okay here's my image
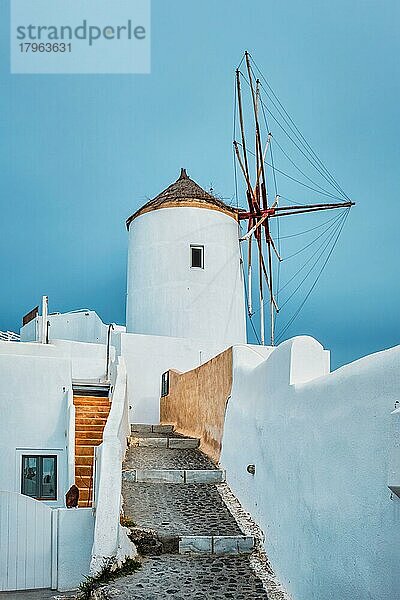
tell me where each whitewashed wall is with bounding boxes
[116,331,223,423]
[57,508,94,591]
[0,338,114,501]
[0,491,54,592]
[126,207,246,348]
[91,358,136,574]
[0,342,112,591]
[220,337,400,600]
[0,353,71,507]
[53,340,110,381]
[20,310,110,344]
[0,339,109,382]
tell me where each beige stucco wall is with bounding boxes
[160,347,233,463]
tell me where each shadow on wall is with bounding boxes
[161,335,400,599]
[160,347,233,463]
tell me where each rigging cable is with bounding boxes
[239,239,261,344]
[275,208,350,343]
[279,195,313,206]
[278,210,348,305]
[235,142,343,201]
[250,209,347,317]
[259,95,347,199]
[270,135,343,200]
[261,77,343,195]
[248,53,351,201]
[236,54,246,70]
[283,209,346,261]
[238,66,348,199]
[259,94,281,306]
[277,210,346,239]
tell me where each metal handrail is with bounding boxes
[105,323,115,382]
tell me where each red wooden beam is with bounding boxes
[238,200,354,220]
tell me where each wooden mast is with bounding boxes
[236,68,254,318]
[233,51,355,346]
[245,50,277,345]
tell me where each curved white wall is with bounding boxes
[220,338,400,600]
[126,207,246,349]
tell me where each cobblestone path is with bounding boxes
[96,424,269,599]
[124,446,216,470]
[94,555,268,599]
[123,483,243,537]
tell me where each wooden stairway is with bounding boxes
[73,395,111,507]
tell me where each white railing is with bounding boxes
[0,331,20,342]
[90,357,136,573]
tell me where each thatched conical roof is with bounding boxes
[126,169,238,229]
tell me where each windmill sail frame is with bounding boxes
[233,51,354,346]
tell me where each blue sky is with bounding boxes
[0,0,398,369]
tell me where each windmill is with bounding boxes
[233,51,354,346]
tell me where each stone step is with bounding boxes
[73,397,106,510]
[75,406,110,415]
[74,409,110,416]
[76,441,103,448]
[124,446,216,471]
[122,482,244,540]
[76,430,104,439]
[75,439,103,446]
[75,455,94,466]
[76,465,93,477]
[130,436,199,449]
[78,487,92,501]
[75,424,105,431]
[75,445,95,456]
[131,423,174,434]
[73,395,110,403]
[91,554,268,598]
[123,468,225,484]
[74,399,111,410]
[74,400,110,410]
[179,534,254,555]
[76,417,108,426]
[75,402,109,408]
[128,529,253,556]
[76,475,92,487]
[131,431,182,439]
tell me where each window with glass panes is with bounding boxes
[21,455,57,500]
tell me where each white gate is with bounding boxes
[0,491,57,591]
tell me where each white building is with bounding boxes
[126,168,246,349]
[0,169,398,598]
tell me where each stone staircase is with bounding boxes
[73,395,111,507]
[101,423,269,599]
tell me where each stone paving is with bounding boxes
[124,447,216,470]
[93,555,268,600]
[97,425,270,599]
[131,431,185,439]
[122,482,242,537]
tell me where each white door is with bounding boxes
[0,491,56,591]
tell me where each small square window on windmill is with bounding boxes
[191,245,204,269]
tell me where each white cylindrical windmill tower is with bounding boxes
[125,169,247,350]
